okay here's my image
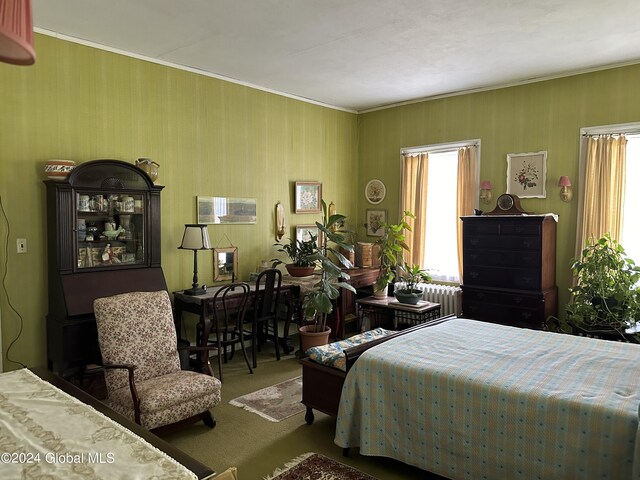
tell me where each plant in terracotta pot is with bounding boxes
[299,201,355,350]
[372,211,414,297]
[565,234,640,336]
[394,262,432,305]
[271,236,318,277]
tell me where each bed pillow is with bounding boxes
[306,327,394,371]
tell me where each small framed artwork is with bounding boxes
[197,196,257,224]
[506,151,547,198]
[366,209,387,236]
[296,224,323,247]
[365,179,386,204]
[295,182,322,213]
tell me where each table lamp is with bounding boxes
[178,224,211,295]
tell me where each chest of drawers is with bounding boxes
[461,215,557,329]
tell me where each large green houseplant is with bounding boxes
[300,201,355,344]
[566,234,640,334]
[373,210,414,296]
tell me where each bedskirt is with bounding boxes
[335,318,640,479]
[0,369,197,479]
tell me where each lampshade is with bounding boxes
[178,224,212,250]
[558,176,572,187]
[0,0,36,65]
[480,180,492,190]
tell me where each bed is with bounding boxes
[0,367,214,479]
[334,317,640,480]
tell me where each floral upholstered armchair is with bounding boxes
[93,290,221,431]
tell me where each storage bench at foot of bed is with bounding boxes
[300,357,346,424]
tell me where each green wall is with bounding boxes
[357,64,640,316]
[1,32,639,370]
[0,34,358,369]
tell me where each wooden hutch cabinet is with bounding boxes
[461,215,557,329]
[45,159,167,377]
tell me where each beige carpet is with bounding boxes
[264,452,378,480]
[229,375,304,422]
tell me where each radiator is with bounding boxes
[395,283,462,317]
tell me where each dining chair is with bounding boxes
[249,268,283,367]
[202,282,254,382]
[93,290,221,432]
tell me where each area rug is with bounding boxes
[229,376,304,422]
[264,452,378,480]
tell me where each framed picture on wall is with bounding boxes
[296,224,323,247]
[506,151,547,198]
[366,209,387,236]
[365,179,386,204]
[295,182,322,213]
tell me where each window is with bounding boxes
[423,150,460,282]
[620,135,640,264]
[578,124,640,273]
[401,141,479,284]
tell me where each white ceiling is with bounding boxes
[32,0,640,112]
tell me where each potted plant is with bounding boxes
[299,201,355,350]
[394,262,432,305]
[271,236,317,277]
[565,234,640,336]
[372,211,414,297]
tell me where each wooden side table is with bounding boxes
[356,296,441,331]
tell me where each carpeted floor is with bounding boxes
[162,340,445,479]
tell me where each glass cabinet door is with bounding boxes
[76,192,145,269]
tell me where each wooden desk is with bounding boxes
[282,267,379,340]
[173,283,300,366]
[356,295,441,331]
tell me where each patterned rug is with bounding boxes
[264,453,378,480]
[229,376,304,422]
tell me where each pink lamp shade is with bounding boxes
[480,180,492,190]
[0,0,35,65]
[558,176,572,187]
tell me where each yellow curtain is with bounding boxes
[456,145,478,281]
[577,135,626,256]
[401,152,428,267]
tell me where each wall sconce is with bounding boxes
[0,0,36,65]
[479,180,493,204]
[178,224,212,295]
[275,201,286,241]
[558,176,573,202]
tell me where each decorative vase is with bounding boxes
[285,264,315,277]
[299,325,331,353]
[135,158,159,183]
[394,289,423,305]
[44,160,76,181]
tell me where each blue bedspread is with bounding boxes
[335,318,640,479]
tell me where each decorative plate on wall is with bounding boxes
[365,179,386,204]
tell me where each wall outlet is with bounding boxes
[17,238,27,254]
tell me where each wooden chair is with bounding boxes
[93,290,221,433]
[202,282,254,382]
[249,268,282,367]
